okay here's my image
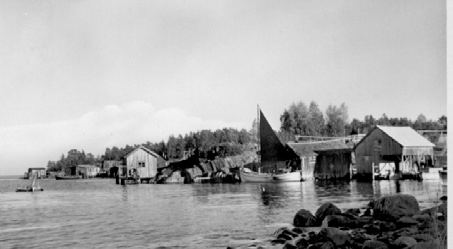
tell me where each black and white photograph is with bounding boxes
[0,0,449,248]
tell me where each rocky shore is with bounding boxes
[155,149,258,184]
[229,194,447,249]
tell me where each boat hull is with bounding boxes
[16,188,44,192]
[273,172,301,182]
[55,175,81,180]
[239,170,273,183]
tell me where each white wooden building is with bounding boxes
[123,145,160,179]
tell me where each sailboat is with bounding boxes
[16,172,44,192]
[240,107,301,182]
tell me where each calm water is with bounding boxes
[0,176,447,249]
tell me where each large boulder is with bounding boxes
[355,216,374,228]
[315,203,342,223]
[373,194,420,221]
[392,236,417,249]
[421,202,447,219]
[411,240,441,249]
[293,209,318,227]
[318,227,351,247]
[200,162,213,173]
[321,215,353,228]
[396,216,419,228]
[362,240,389,249]
[186,167,203,179]
[165,170,185,183]
[411,234,435,242]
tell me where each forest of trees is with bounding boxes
[277,101,447,143]
[46,149,100,174]
[101,128,252,161]
[47,128,252,173]
[47,100,447,172]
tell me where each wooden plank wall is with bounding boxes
[314,153,351,179]
[126,148,157,178]
[355,129,402,174]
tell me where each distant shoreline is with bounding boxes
[0,175,23,180]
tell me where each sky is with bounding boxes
[0,0,448,175]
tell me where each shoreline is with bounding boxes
[232,193,448,249]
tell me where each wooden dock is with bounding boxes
[193,176,212,183]
[116,176,155,185]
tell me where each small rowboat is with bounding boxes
[239,168,273,183]
[55,175,81,180]
[16,187,44,192]
[16,172,43,192]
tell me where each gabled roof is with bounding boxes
[356,126,435,149]
[124,145,160,158]
[123,145,167,168]
[287,139,352,157]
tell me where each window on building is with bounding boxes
[138,162,145,167]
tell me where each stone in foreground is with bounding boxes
[293,209,318,227]
[373,194,420,221]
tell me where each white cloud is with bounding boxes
[0,100,245,175]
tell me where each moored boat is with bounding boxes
[16,187,43,192]
[273,171,301,182]
[258,107,301,182]
[55,175,81,180]
[240,107,301,183]
[16,172,43,192]
[239,168,273,183]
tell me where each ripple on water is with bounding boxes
[0,179,446,248]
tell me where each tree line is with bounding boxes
[277,101,447,142]
[47,128,253,172]
[47,149,100,174]
[47,101,447,172]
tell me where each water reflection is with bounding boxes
[0,178,446,248]
[121,185,129,202]
[256,182,305,208]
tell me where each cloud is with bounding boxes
[0,100,245,175]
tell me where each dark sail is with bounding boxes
[259,110,298,166]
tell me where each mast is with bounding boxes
[257,104,260,154]
[31,172,37,192]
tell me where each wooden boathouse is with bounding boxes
[117,145,166,184]
[71,165,100,178]
[102,160,123,177]
[25,168,46,179]
[354,125,435,181]
[286,140,353,180]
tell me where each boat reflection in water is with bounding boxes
[257,179,447,214]
[1,178,447,249]
[273,171,302,182]
[258,182,304,207]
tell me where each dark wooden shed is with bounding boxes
[354,125,434,180]
[287,139,352,180]
[313,148,352,180]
